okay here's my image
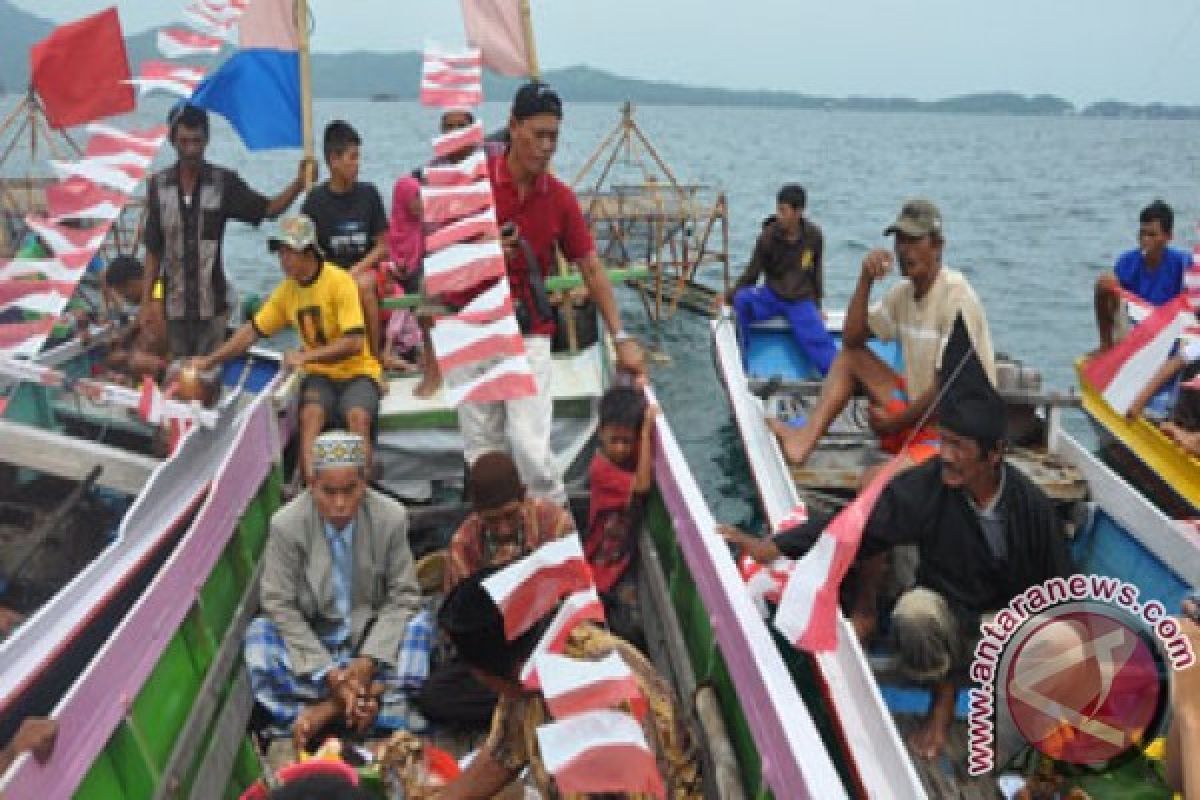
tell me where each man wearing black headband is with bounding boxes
[725,316,1071,760]
[453,82,646,507]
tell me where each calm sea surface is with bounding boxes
[127,100,1200,525]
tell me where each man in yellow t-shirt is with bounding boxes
[768,198,996,466]
[195,214,382,482]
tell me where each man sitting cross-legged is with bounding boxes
[243,431,431,752]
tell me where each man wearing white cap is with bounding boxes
[194,213,382,483]
[244,430,429,751]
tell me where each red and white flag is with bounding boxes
[424,150,490,188]
[483,534,593,639]
[432,121,485,160]
[424,61,483,86]
[45,179,127,223]
[73,150,154,179]
[422,180,495,226]
[1081,294,1192,415]
[444,352,538,407]
[446,279,513,325]
[424,44,483,69]
[536,652,647,721]
[128,62,206,98]
[775,454,904,652]
[24,216,110,260]
[0,318,57,357]
[423,241,506,296]
[0,281,78,315]
[738,553,796,618]
[535,710,665,799]
[0,260,83,283]
[520,587,606,689]
[158,27,224,58]
[49,157,141,195]
[426,208,499,254]
[86,123,169,157]
[431,314,526,373]
[461,0,532,77]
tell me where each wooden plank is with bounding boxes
[154,559,263,800]
[0,418,157,494]
[188,669,255,800]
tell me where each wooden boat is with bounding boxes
[0,351,856,798]
[1075,357,1200,518]
[712,310,1196,796]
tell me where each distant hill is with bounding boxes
[2,0,1198,119]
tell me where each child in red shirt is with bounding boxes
[587,388,657,630]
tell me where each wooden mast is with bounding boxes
[295,0,315,187]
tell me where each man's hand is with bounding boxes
[718,523,779,565]
[615,338,647,387]
[283,350,308,370]
[643,403,659,431]
[298,157,318,187]
[867,403,904,436]
[860,248,894,283]
[343,657,378,731]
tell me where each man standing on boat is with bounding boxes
[142,104,312,358]
[244,431,430,752]
[1093,199,1188,351]
[723,183,837,375]
[193,215,382,484]
[767,197,996,466]
[446,82,645,507]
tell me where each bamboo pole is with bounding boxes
[295,0,315,187]
[519,0,541,80]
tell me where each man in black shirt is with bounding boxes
[722,183,836,375]
[302,120,388,360]
[142,104,310,358]
[722,315,1071,760]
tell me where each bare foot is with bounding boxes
[907,684,956,760]
[293,697,342,753]
[765,417,814,465]
[413,373,441,400]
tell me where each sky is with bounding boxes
[17,1,1200,106]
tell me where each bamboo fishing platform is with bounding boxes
[573,102,729,320]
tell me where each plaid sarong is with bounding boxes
[244,610,433,736]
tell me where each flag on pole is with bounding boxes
[445,279,513,325]
[483,534,593,639]
[421,48,484,108]
[774,454,904,652]
[431,315,527,372]
[535,711,665,799]
[425,208,499,254]
[443,353,539,407]
[1081,294,1193,415]
[536,652,647,721]
[48,158,141,195]
[190,0,302,150]
[424,150,491,188]
[45,179,127,223]
[422,180,496,226]
[423,241,506,296]
[520,587,606,689]
[30,8,135,129]
[0,260,85,283]
[432,121,485,160]
[460,0,532,77]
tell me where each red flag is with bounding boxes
[30,8,135,129]
[482,535,593,639]
[536,711,665,799]
[520,587,606,689]
[537,652,647,721]
[774,455,903,652]
[461,0,532,77]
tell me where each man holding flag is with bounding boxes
[141,104,313,357]
[727,316,1071,760]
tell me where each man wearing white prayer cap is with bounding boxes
[244,430,430,752]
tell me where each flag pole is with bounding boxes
[296,0,315,187]
[519,0,541,80]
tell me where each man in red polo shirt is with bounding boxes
[460,82,645,506]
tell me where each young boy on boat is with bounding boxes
[1093,199,1188,352]
[586,387,657,641]
[767,197,996,467]
[302,120,389,365]
[192,214,383,483]
[722,183,837,376]
[96,255,169,387]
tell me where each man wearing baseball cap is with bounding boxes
[768,197,997,466]
[194,214,382,482]
[439,81,645,508]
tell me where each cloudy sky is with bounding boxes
[18,1,1200,105]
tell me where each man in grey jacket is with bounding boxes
[244,430,430,750]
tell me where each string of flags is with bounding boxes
[417,42,540,407]
[480,535,665,798]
